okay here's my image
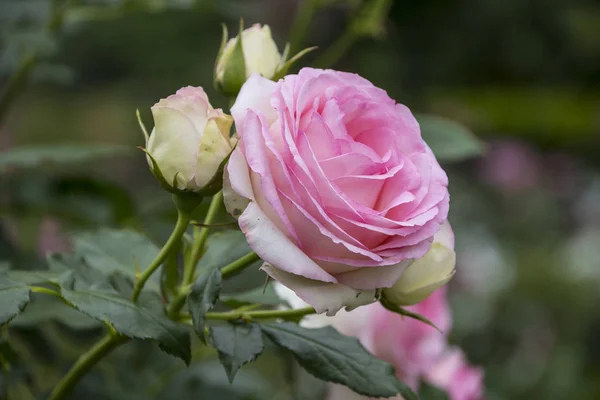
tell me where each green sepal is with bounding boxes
[217,19,247,97]
[380,296,443,333]
[215,23,229,71]
[138,147,207,204]
[272,46,318,81]
[136,109,150,143]
[138,146,177,193]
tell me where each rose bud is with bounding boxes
[215,23,282,96]
[382,223,456,306]
[144,86,233,195]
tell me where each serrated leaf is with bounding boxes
[188,268,222,342]
[260,322,418,399]
[209,323,264,383]
[72,229,161,292]
[416,114,485,162]
[10,297,99,330]
[1,269,62,285]
[0,144,132,173]
[0,278,31,325]
[60,273,190,363]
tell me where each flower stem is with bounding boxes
[166,192,223,318]
[288,0,321,55]
[47,333,127,400]
[131,206,192,302]
[185,191,223,284]
[200,306,316,322]
[221,251,261,279]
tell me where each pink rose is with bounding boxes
[225,68,449,315]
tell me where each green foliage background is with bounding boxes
[1,0,600,399]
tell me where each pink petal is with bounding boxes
[239,202,336,283]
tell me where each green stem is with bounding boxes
[313,29,358,69]
[288,0,321,55]
[167,192,223,318]
[47,334,127,400]
[221,251,261,279]
[202,306,316,322]
[185,191,223,284]
[131,207,191,302]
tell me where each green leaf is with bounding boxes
[260,322,418,399]
[220,282,282,308]
[416,114,485,162]
[419,382,450,400]
[0,144,132,173]
[72,229,161,292]
[1,269,62,285]
[201,230,264,294]
[209,322,264,383]
[60,272,191,364]
[10,297,99,330]
[0,277,31,325]
[188,268,222,342]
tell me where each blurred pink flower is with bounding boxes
[36,217,72,255]
[426,348,485,400]
[319,288,485,399]
[479,140,541,193]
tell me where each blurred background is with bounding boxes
[1,0,600,399]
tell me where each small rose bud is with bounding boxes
[145,86,233,194]
[382,224,456,306]
[215,23,282,96]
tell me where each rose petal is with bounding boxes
[231,73,278,132]
[239,202,336,283]
[334,259,413,290]
[261,263,377,316]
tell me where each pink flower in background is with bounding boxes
[479,140,541,193]
[225,68,450,315]
[426,348,485,400]
[276,284,484,400]
[365,289,452,388]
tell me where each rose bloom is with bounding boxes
[275,284,485,400]
[225,68,449,315]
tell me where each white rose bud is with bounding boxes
[145,86,233,194]
[215,23,282,96]
[382,223,456,306]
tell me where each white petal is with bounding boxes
[231,73,278,132]
[262,263,377,316]
[147,107,201,189]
